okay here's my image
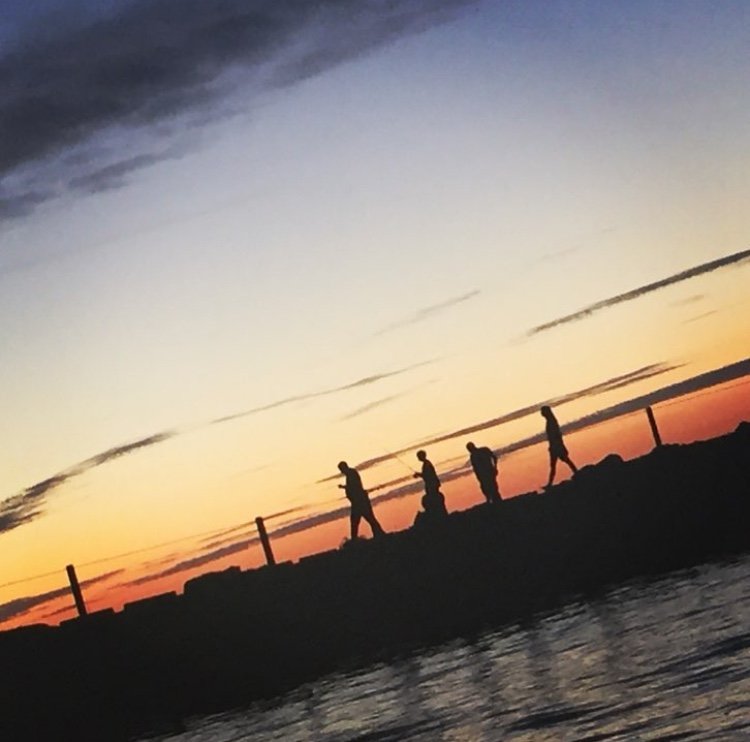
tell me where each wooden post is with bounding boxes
[66,564,88,618]
[256,517,276,566]
[645,406,663,448]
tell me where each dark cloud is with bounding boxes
[373,290,481,337]
[1,0,474,218]
[67,150,179,194]
[527,249,750,336]
[0,569,122,624]
[0,189,53,220]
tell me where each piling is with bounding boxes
[645,406,663,448]
[65,564,88,618]
[256,517,276,566]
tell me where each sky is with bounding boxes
[2,0,750,629]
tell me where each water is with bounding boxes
[144,556,750,741]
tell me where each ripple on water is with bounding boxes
[143,555,750,742]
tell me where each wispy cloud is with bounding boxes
[339,380,438,421]
[1,361,433,535]
[527,249,750,336]
[117,356,750,588]
[0,431,177,535]
[671,294,705,307]
[373,290,481,337]
[537,227,616,264]
[0,189,52,220]
[67,150,183,194]
[0,0,474,220]
[492,357,750,458]
[212,358,436,425]
[317,361,680,480]
[0,569,122,624]
[683,310,718,324]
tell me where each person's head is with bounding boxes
[466,442,476,452]
[541,405,552,418]
[337,461,349,474]
[416,450,427,461]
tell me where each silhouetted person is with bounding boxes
[338,461,385,540]
[541,405,578,487]
[414,450,447,518]
[466,441,501,503]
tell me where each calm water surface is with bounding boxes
[145,556,750,741]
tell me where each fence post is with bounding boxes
[255,517,276,566]
[65,564,88,618]
[645,406,663,448]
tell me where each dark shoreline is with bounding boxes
[2,423,748,741]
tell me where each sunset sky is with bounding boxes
[2,0,749,630]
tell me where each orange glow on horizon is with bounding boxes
[3,378,749,632]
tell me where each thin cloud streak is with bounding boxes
[212,358,437,425]
[317,361,680,481]
[0,431,177,535]
[683,310,718,324]
[67,149,183,194]
[126,539,260,587]
[1,360,434,535]
[0,569,123,624]
[339,380,437,421]
[671,294,705,307]
[120,357,749,586]
[493,357,750,458]
[527,249,750,336]
[373,290,481,337]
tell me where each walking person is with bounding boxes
[338,461,386,539]
[541,405,578,488]
[466,441,501,503]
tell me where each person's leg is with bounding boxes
[362,501,385,536]
[436,490,448,515]
[562,454,578,474]
[547,453,558,487]
[350,511,361,540]
[480,480,492,503]
[366,510,385,536]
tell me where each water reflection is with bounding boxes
[146,556,750,742]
